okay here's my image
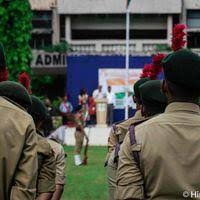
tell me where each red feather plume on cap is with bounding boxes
[141,53,165,80]
[18,72,32,94]
[152,53,166,78]
[172,24,187,52]
[140,64,154,79]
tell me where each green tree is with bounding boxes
[0,0,32,80]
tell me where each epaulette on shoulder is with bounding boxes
[129,117,150,128]
[112,119,127,132]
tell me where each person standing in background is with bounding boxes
[106,86,115,126]
[74,105,89,166]
[78,88,88,106]
[127,92,134,117]
[59,95,73,125]
[78,88,89,123]
[92,85,104,100]
[59,95,73,144]
[89,96,96,125]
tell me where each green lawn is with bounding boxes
[62,146,108,200]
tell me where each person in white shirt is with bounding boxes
[59,95,73,123]
[106,86,115,126]
[59,95,73,144]
[92,85,104,100]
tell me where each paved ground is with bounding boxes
[50,126,111,146]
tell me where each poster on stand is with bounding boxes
[99,68,142,109]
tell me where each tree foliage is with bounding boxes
[0,0,32,80]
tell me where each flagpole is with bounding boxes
[125,1,131,120]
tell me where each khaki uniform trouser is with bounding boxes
[107,150,118,200]
[74,130,85,154]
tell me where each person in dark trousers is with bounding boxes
[106,86,115,126]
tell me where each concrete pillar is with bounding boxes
[136,41,143,52]
[65,16,71,43]
[181,0,187,24]
[52,6,60,44]
[167,15,173,46]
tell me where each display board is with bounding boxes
[99,68,142,109]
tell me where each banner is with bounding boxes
[99,68,142,109]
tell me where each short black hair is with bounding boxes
[167,80,200,103]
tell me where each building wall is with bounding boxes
[184,0,200,9]
[58,0,182,14]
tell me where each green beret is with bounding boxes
[29,96,47,123]
[162,49,200,89]
[0,81,31,109]
[0,43,7,69]
[139,80,167,113]
[133,77,151,104]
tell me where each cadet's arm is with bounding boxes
[52,147,66,200]
[37,148,56,200]
[10,121,38,200]
[116,133,144,200]
[51,185,64,200]
[37,193,53,200]
[105,128,118,163]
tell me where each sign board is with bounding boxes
[99,68,142,109]
[31,50,67,68]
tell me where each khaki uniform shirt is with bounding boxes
[37,133,56,195]
[105,110,143,163]
[0,97,38,200]
[116,102,200,200]
[47,139,66,185]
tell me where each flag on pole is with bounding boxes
[126,0,131,8]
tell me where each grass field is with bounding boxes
[62,146,108,200]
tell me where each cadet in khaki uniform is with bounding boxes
[47,138,66,200]
[29,96,56,200]
[105,78,150,164]
[116,49,200,200]
[105,78,150,200]
[0,81,38,200]
[74,105,89,166]
[107,79,167,200]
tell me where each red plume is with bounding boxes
[18,72,32,94]
[141,53,165,80]
[172,24,187,52]
[140,64,154,79]
[0,68,8,82]
[152,53,166,78]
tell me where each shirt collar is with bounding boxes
[1,96,27,112]
[165,102,200,114]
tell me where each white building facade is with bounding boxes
[29,0,200,54]
[58,0,181,54]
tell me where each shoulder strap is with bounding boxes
[129,125,140,167]
[112,118,130,135]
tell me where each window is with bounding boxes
[72,29,166,40]
[187,10,200,29]
[71,14,167,40]
[31,11,53,49]
[32,11,52,29]
[60,15,65,41]
[187,32,200,48]
[30,34,52,49]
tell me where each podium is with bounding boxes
[95,99,107,127]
